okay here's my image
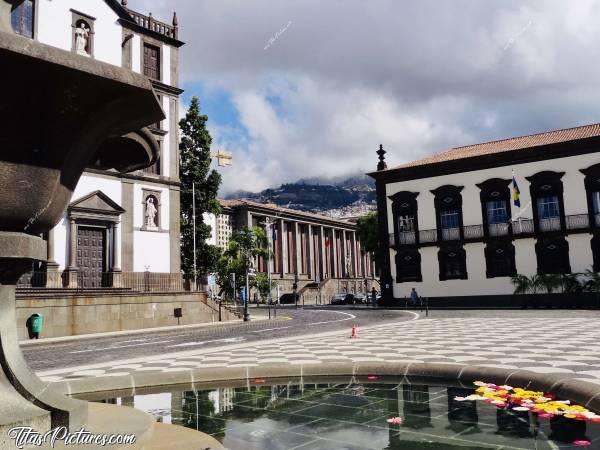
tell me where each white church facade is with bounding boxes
[371,124,600,304]
[11,0,184,288]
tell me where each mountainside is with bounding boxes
[225,175,377,218]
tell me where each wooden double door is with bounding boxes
[77,226,106,288]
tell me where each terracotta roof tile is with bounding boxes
[392,122,600,170]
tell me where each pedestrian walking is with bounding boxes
[371,287,377,306]
[410,288,419,307]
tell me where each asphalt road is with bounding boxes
[22,307,415,372]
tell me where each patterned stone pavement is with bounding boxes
[37,317,600,385]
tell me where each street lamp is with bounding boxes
[243,230,256,322]
[260,217,274,320]
[293,272,299,308]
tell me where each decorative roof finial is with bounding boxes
[376,144,387,171]
[172,11,178,27]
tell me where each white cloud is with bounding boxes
[136,0,600,194]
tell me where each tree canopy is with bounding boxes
[356,212,380,264]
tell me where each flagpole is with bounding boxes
[513,169,522,233]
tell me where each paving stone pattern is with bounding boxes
[38,317,600,385]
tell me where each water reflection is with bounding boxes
[97,380,600,450]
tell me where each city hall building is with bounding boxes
[205,200,377,298]
[370,124,600,304]
[11,0,184,288]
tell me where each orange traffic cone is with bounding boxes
[351,324,357,338]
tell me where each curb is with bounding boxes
[56,361,600,414]
[20,317,278,346]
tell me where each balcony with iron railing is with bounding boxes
[389,213,598,248]
[539,217,562,232]
[488,222,511,237]
[511,218,535,235]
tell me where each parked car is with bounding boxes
[353,294,366,304]
[279,293,300,304]
[331,294,347,305]
[331,293,363,305]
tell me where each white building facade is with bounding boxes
[11,0,184,287]
[370,124,600,303]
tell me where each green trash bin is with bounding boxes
[30,313,43,339]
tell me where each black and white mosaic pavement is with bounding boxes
[36,317,600,386]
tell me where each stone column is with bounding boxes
[280,220,288,277]
[46,228,59,272]
[342,229,347,277]
[351,232,358,278]
[331,228,338,278]
[308,224,314,279]
[320,226,327,279]
[294,222,301,275]
[359,241,365,278]
[110,220,122,287]
[45,228,60,288]
[65,218,78,287]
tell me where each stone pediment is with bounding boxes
[69,191,125,221]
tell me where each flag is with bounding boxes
[512,172,521,208]
[325,237,330,248]
[272,228,277,241]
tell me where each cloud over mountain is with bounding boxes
[138,0,600,194]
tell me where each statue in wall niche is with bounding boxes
[145,197,158,228]
[74,22,90,56]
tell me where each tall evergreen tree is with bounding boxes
[356,212,381,265]
[179,97,222,276]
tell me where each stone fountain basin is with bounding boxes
[0,31,164,234]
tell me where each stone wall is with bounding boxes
[16,291,234,340]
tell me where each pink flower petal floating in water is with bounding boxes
[573,441,592,447]
[512,407,531,412]
[386,417,403,425]
[367,376,379,380]
[539,413,554,419]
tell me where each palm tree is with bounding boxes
[538,273,562,294]
[560,273,583,293]
[511,274,530,295]
[583,268,600,293]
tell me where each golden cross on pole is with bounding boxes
[210,149,233,167]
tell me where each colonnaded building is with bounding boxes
[205,200,378,299]
[12,0,183,288]
[370,123,600,304]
